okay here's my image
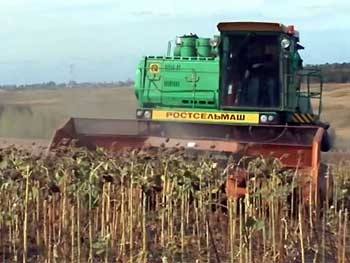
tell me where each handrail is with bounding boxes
[290,69,323,117]
[139,86,218,95]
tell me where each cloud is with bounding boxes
[0,0,113,9]
[123,0,264,16]
[258,0,350,30]
[0,0,349,84]
[2,0,350,29]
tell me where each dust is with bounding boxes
[62,86,137,119]
[0,86,138,139]
[0,84,348,149]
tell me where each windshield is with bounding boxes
[221,33,281,109]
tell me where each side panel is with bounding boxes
[134,57,220,109]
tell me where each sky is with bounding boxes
[1,0,350,84]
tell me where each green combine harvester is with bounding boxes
[50,21,333,204]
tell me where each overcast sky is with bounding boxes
[1,0,350,84]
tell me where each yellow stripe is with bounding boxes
[299,114,310,123]
[292,113,315,123]
[306,113,314,122]
[294,114,305,123]
[291,116,299,123]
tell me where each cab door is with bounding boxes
[281,36,298,111]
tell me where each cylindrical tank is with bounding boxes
[211,46,218,57]
[174,44,181,56]
[180,35,197,57]
[196,38,211,57]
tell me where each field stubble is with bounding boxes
[0,144,349,262]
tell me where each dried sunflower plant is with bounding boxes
[0,144,348,263]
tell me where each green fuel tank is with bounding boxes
[180,35,197,57]
[173,35,217,58]
[196,38,212,57]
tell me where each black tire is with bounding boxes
[321,128,335,152]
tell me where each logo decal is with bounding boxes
[152,110,259,124]
[149,63,160,74]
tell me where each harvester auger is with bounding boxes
[49,22,334,210]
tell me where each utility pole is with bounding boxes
[68,63,75,88]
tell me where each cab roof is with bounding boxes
[217,22,289,33]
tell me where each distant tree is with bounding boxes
[306,62,350,83]
[47,81,56,87]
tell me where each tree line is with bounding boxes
[0,79,134,90]
[305,62,350,83]
[0,62,349,89]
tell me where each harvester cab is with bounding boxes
[49,21,333,206]
[221,25,289,108]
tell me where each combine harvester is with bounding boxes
[49,22,333,208]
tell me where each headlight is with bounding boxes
[260,115,267,123]
[136,110,144,118]
[144,110,151,119]
[281,38,290,49]
[268,115,274,122]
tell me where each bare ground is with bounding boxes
[0,84,348,153]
